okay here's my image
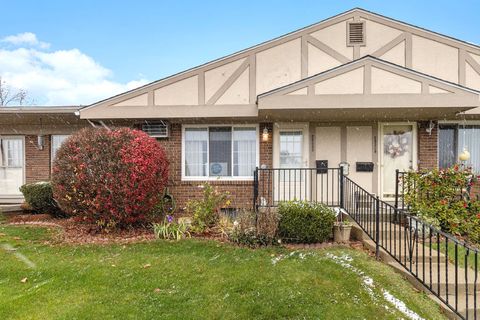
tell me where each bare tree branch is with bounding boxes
[0,76,29,106]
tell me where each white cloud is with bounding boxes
[2,32,50,49]
[0,33,148,105]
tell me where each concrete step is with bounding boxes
[440,293,479,319]
[0,204,23,213]
[407,262,479,294]
[362,238,448,263]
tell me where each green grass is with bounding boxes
[0,224,446,320]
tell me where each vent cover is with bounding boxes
[347,21,365,46]
[141,121,169,138]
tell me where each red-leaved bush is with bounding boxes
[52,128,169,229]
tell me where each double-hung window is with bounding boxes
[439,124,480,172]
[183,126,257,179]
[51,135,70,162]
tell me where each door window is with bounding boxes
[0,137,24,195]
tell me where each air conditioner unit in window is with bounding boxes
[141,121,169,138]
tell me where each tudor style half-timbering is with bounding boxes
[2,8,480,206]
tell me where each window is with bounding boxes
[183,126,257,178]
[439,125,480,172]
[51,135,70,162]
[279,131,303,168]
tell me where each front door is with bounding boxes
[273,124,309,202]
[380,123,417,199]
[0,137,25,198]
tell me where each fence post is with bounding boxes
[394,169,399,210]
[375,195,380,260]
[339,166,344,210]
[253,167,259,212]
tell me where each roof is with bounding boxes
[0,106,80,114]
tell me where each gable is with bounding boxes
[257,57,480,111]
[80,8,480,119]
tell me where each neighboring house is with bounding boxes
[1,8,480,207]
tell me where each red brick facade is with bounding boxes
[155,122,274,210]
[417,121,438,170]
[25,135,52,184]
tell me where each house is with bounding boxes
[1,8,480,208]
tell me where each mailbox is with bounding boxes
[316,160,328,174]
[356,162,374,172]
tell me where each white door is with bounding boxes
[347,126,373,193]
[272,124,309,202]
[315,126,341,205]
[380,123,417,199]
[0,137,25,196]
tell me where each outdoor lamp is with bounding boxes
[262,127,269,142]
[37,135,45,150]
[459,148,470,162]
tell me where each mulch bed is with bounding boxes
[4,214,372,253]
[5,214,155,245]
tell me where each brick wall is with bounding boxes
[417,121,438,170]
[156,122,274,210]
[25,135,52,183]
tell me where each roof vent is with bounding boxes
[141,120,169,138]
[347,21,365,46]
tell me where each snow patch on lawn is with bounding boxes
[326,253,424,320]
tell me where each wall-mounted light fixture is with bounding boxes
[426,120,436,136]
[262,127,269,142]
[36,135,45,150]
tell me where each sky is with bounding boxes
[0,0,479,106]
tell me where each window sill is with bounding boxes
[181,176,254,182]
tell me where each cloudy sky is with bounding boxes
[1,0,479,106]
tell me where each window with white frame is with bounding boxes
[439,124,480,172]
[51,135,70,162]
[183,126,257,178]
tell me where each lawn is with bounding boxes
[0,224,446,320]
[433,240,479,270]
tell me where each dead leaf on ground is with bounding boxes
[20,277,28,283]
[0,233,6,237]
[154,288,161,293]
[13,237,21,240]
[143,263,151,269]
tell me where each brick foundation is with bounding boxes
[25,135,52,183]
[417,121,438,170]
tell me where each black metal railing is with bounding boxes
[344,175,479,320]
[253,167,342,210]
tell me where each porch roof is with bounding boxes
[257,56,480,120]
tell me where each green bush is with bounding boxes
[278,201,336,243]
[403,165,480,244]
[20,181,61,215]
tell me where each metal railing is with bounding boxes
[253,167,342,210]
[344,175,479,320]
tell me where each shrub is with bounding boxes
[278,201,336,243]
[228,209,279,247]
[404,165,480,243]
[51,128,169,229]
[20,181,62,216]
[186,182,230,232]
